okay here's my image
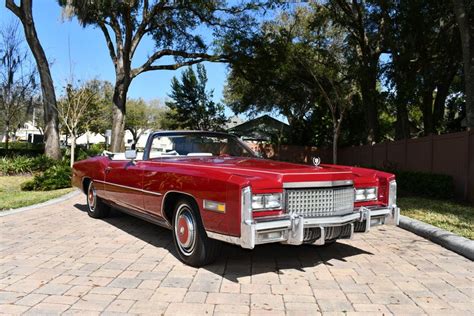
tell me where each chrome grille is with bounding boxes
[285,186,354,217]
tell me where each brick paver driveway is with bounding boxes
[1,193,473,315]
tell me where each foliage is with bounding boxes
[86,80,114,136]
[57,79,100,166]
[21,164,72,191]
[75,143,105,161]
[224,6,358,153]
[394,170,455,199]
[452,0,474,130]
[383,0,463,138]
[164,64,227,131]
[125,98,164,144]
[0,141,44,157]
[224,1,468,147]
[0,175,73,210]
[0,21,39,150]
[58,0,264,151]
[0,154,54,175]
[399,197,474,239]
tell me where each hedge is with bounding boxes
[394,170,455,199]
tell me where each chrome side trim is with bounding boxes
[206,231,242,245]
[95,180,162,196]
[283,180,353,188]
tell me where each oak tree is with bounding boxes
[6,0,62,159]
[59,0,258,151]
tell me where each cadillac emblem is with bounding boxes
[312,157,321,166]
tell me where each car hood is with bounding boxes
[158,156,379,189]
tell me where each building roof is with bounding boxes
[227,114,290,141]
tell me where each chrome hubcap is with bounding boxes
[88,183,96,212]
[175,205,196,256]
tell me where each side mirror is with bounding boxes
[125,149,137,160]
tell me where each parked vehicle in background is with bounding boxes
[72,131,399,267]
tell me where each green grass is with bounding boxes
[399,197,474,240]
[0,176,74,210]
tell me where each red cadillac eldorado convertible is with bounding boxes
[72,131,399,267]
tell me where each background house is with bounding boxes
[227,115,290,153]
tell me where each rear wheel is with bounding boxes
[172,199,221,267]
[87,181,110,219]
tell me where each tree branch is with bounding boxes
[108,14,123,54]
[5,0,22,18]
[131,50,226,77]
[98,22,117,63]
[131,1,171,57]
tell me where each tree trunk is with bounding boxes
[360,63,380,143]
[70,134,76,168]
[110,74,130,152]
[422,88,434,135]
[395,101,410,140]
[6,0,61,160]
[4,124,10,151]
[453,0,474,129]
[432,81,452,132]
[333,122,342,164]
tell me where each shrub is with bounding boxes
[395,170,455,199]
[0,142,45,157]
[0,155,55,175]
[358,164,455,200]
[21,164,72,191]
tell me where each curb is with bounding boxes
[0,189,81,217]
[399,215,474,261]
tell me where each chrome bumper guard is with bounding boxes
[207,186,400,249]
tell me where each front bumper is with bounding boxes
[207,206,400,249]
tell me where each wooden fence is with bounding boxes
[259,131,473,203]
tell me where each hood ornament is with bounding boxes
[312,157,321,166]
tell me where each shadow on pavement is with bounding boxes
[73,203,373,282]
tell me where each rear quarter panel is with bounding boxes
[72,156,109,197]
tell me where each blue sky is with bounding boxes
[0,1,232,113]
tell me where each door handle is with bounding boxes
[105,167,111,174]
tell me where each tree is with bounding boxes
[125,98,163,144]
[383,0,463,137]
[225,6,356,159]
[327,0,390,143]
[224,10,323,146]
[0,21,37,150]
[57,80,98,167]
[6,0,61,159]
[164,64,227,131]
[452,0,474,129]
[86,80,114,138]
[59,0,260,151]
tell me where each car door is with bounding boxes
[141,160,166,217]
[104,160,145,213]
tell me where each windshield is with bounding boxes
[147,133,256,159]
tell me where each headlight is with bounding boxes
[354,187,378,202]
[252,193,282,210]
[388,180,397,207]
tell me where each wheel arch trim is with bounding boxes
[161,190,202,226]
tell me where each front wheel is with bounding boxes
[86,181,110,219]
[172,199,221,267]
